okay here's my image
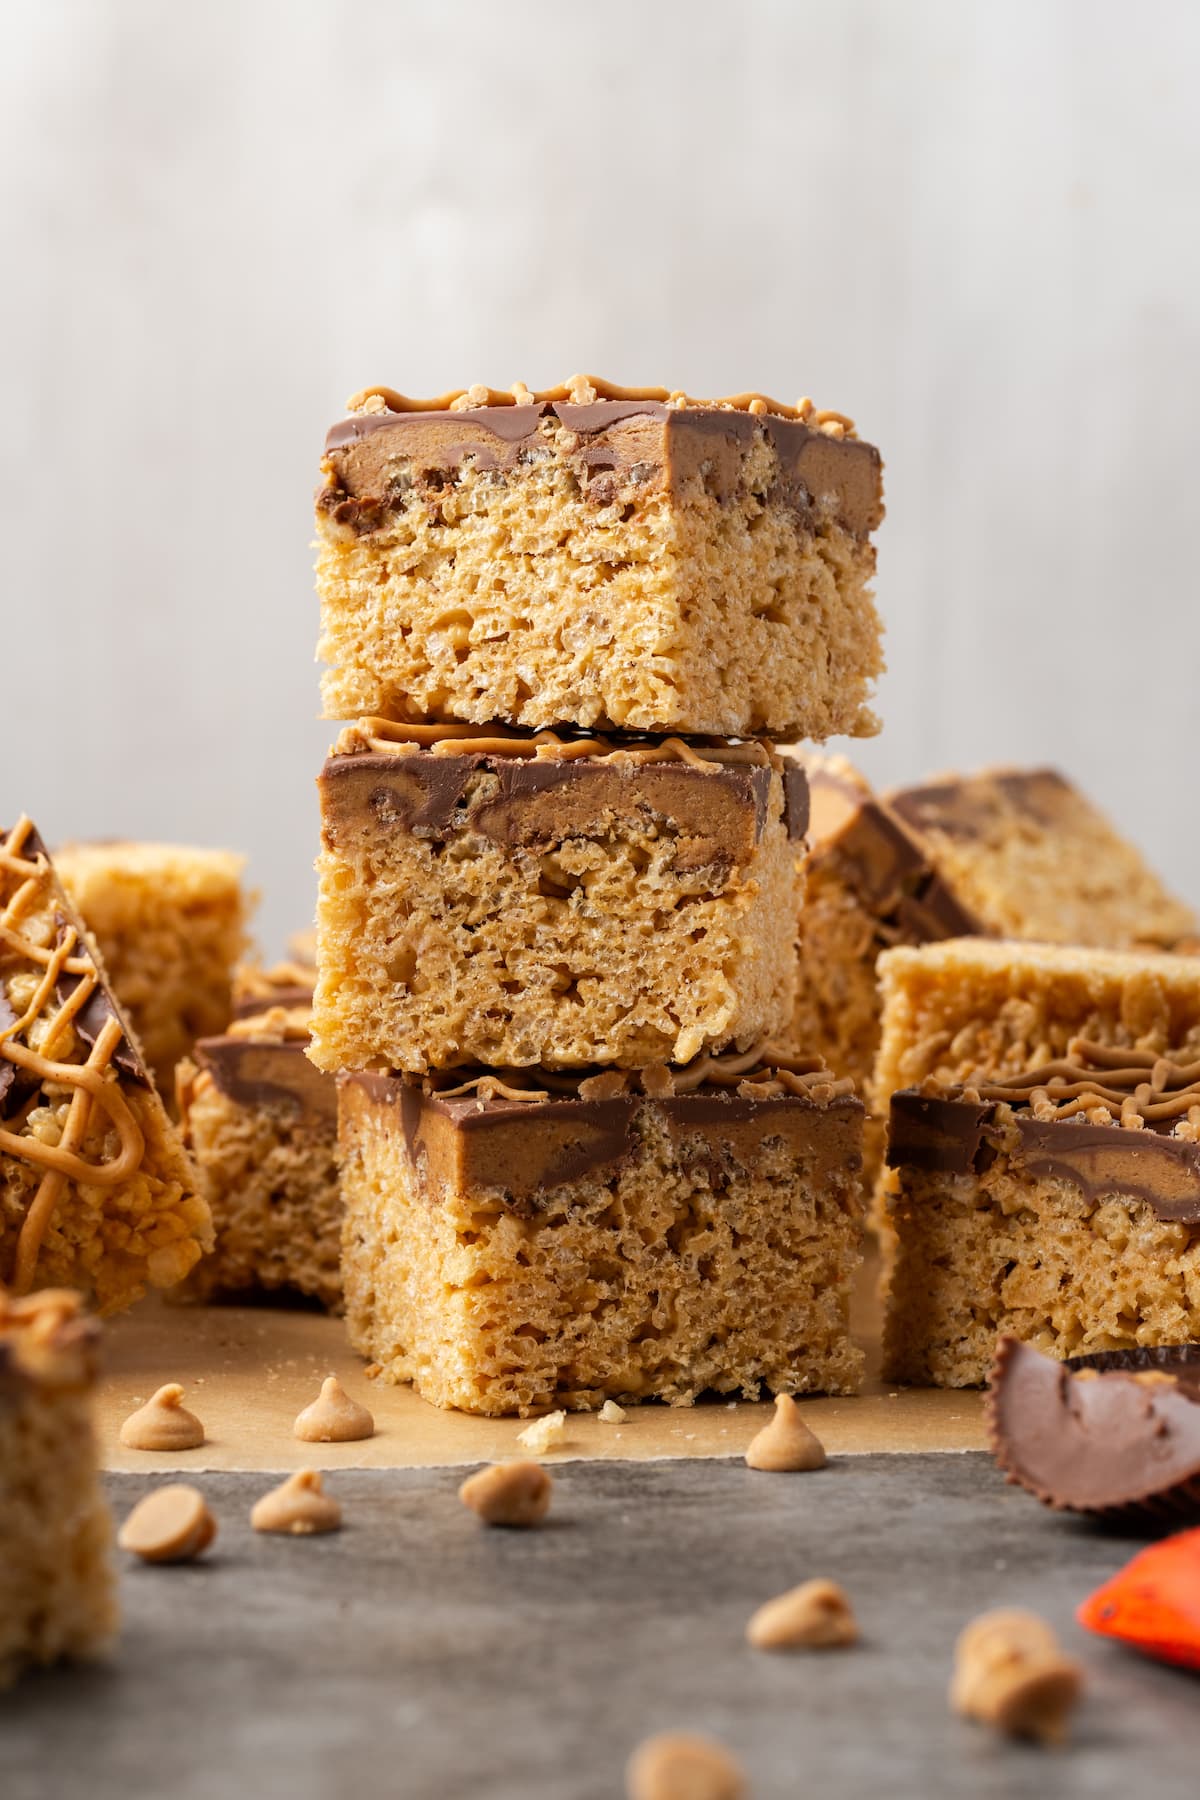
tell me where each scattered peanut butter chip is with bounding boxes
[293,1375,375,1443]
[599,1399,627,1424]
[744,1394,827,1472]
[459,1460,553,1527]
[119,1383,206,1451]
[746,1577,858,1650]
[516,1409,567,1455]
[118,1484,217,1563]
[251,1469,342,1535]
[625,1731,747,1800]
[950,1608,1083,1745]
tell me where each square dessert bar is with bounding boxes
[886,765,1196,951]
[311,721,808,1073]
[339,1053,865,1415]
[56,839,252,1092]
[316,379,884,739]
[179,983,341,1309]
[0,1289,116,1687]
[0,819,212,1312]
[884,1057,1200,1389]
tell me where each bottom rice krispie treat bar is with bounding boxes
[178,986,340,1308]
[339,1048,865,1415]
[0,1289,116,1688]
[0,819,212,1311]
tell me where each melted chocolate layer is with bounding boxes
[888,1089,1200,1222]
[988,1335,1200,1516]
[197,1037,336,1128]
[342,1072,863,1216]
[321,745,795,866]
[322,400,883,538]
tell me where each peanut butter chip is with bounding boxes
[744,1395,827,1472]
[118,1484,216,1563]
[951,1609,1083,1745]
[293,1375,375,1443]
[625,1732,747,1800]
[251,1470,342,1535]
[746,1578,858,1650]
[120,1384,206,1451]
[459,1460,553,1527]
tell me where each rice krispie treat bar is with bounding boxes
[339,1048,865,1414]
[1,820,212,1310]
[0,1288,116,1687]
[887,766,1197,951]
[178,991,341,1309]
[883,1044,1200,1387]
[312,721,808,1073]
[56,838,252,1092]
[317,378,884,739]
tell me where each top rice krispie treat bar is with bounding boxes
[316,377,885,739]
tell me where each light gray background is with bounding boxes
[3,0,1197,952]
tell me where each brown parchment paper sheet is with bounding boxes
[96,1259,985,1472]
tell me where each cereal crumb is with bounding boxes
[459,1460,553,1528]
[118,1484,216,1563]
[293,1374,375,1443]
[746,1578,858,1651]
[251,1469,342,1536]
[599,1400,627,1424]
[517,1409,567,1454]
[951,1609,1083,1745]
[625,1731,747,1799]
[119,1383,206,1452]
[744,1394,827,1472]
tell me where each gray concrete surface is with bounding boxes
[4,1455,1197,1799]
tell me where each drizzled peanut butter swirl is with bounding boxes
[427,1041,857,1109]
[963,1036,1200,1133]
[335,717,775,771]
[345,375,858,440]
[0,817,147,1290]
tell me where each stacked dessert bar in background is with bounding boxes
[309,377,886,1415]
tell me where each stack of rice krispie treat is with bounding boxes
[310,377,886,1414]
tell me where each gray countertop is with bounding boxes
[5,1455,1197,1799]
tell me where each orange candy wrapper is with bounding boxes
[1078,1528,1200,1672]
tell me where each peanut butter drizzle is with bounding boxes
[0,817,147,1291]
[424,1041,856,1108]
[343,375,857,437]
[338,717,772,772]
[968,1035,1200,1130]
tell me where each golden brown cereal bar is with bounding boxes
[0,1289,116,1686]
[338,1053,864,1415]
[0,819,211,1311]
[311,722,808,1073]
[316,379,884,739]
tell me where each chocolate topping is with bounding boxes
[888,1089,1200,1222]
[806,764,982,942]
[322,398,883,539]
[320,743,789,866]
[342,1072,863,1215]
[55,968,147,1085]
[196,1036,336,1128]
[889,768,1075,843]
[987,1335,1200,1517]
